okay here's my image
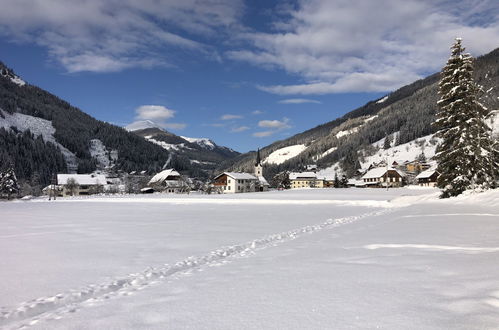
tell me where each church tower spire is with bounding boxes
[254,148,263,177]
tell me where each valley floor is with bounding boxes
[0,188,498,329]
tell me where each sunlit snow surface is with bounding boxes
[263,144,307,165]
[1,188,498,329]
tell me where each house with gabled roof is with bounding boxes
[361,167,405,188]
[213,149,269,193]
[415,168,440,187]
[148,168,187,193]
[289,172,325,189]
[57,173,107,196]
[213,172,259,193]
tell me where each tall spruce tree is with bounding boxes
[434,38,498,198]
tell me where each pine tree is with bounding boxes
[433,38,498,198]
[0,165,20,199]
[333,173,340,188]
[383,134,392,150]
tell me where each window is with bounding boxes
[228,186,231,190]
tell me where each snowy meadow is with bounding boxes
[1,188,498,329]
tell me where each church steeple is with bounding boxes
[254,148,263,177]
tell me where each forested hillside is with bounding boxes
[221,47,499,179]
[0,62,172,185]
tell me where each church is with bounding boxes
[212,149,269,193]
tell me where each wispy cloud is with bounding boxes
[278,98,321,104]
[258,118,291,129]
[228,0,499,94]
[221,114,243,120]
[130,105,186,130]
[0,0,243,72]
[252,110,264,115]
[231,126,250,133]
[253,117,291,137]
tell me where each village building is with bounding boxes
[148,169,187,193]
[213,149,269,193]
[290,172,325,189]
[404,160,431,173]
[415,168,440,187]
[254,149,270,191]
[361,167,405,188]
[213,172,259,193]
[57,173,107,196]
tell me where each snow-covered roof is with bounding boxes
[289,172,318,180]
[57,174,107,185]
[223,172,258,180]
[416,168,439,179]
[149,169,181,184]
[258,176,270,186]
[362,167,405,179]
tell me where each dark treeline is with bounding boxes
[0,128,67,185]
[0,62,172,180]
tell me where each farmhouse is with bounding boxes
[415,169,440,187]
[213,172,259,193]
[361,167,404,188]
[290,172,325,189]
[148,169,187,193]
[57,173,107,196]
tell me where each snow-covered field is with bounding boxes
[1,188,498,329]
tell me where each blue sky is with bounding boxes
[0,0,498,152]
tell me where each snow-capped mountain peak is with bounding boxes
[125,120,162,131]
[1,65,26,86]
[180,136,215,150]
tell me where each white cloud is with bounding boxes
[231,126,250,133]
[133,105,186,130]
[252,110,264,115]
[135,105,175,121]
[254,117,291,137]
[0,0,243,72]
[221,114,243,120]
[228,0,499,94]
[278,98,321,104]
[258,118,291,130]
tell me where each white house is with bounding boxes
[57,173,107,196]
[213,172,259,193]
[361,167,405,187]
[213,148,270,193]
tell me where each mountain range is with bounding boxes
[1,46,498,187]
[0,63,239,185]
